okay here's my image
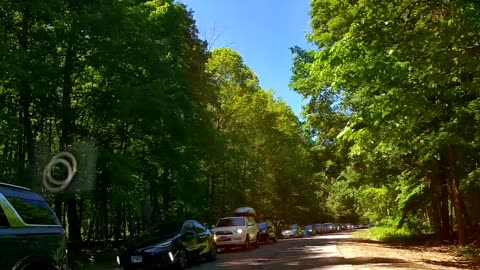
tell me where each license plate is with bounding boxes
[131,255,143,263]
[219,236,229,241]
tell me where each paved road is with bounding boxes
[191,232,355,270]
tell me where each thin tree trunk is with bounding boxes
[439,169,450,240]
[61,14,81,258]
[426,168,442,242]
[448,146,466,246]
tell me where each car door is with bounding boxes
[246,217,256,241]
[193,221,211,255]
[181,221,198,255]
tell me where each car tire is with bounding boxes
[176,248,189,270]
[243,235,250,250]
[207,244,217,261]
[254,235,259,248]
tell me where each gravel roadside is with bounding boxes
[336,230,477,270]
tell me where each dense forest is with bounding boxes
[291,0,480,246]
[0,0,324,260]
[2,0,480,265]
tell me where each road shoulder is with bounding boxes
[337,230,476,269]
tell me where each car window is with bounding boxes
[0,205,9,227]
[216,217,245,227]
[290,224,298,230]
[6,196,58,225]
[193,221,207,233]
[182,221,195,233]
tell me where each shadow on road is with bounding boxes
[213,234,416,269]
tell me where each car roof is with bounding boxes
[0,185,44,201]
[0,182,31,191]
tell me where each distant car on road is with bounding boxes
[117,220,216,270]
[302,224,316,236]
[323,223,335,233]
[0,182,66,270]
[313,223,323,234]
[281,224,303,238]
[258,221,277,243]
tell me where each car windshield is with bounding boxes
[140,222,183,239]
[289,224,298,230]
[304,225,313,230]
[216,217,245,227]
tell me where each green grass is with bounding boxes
[353,226,424,244]
[369,226,415,242]
[352,228,371,239]
[452,244,480,261]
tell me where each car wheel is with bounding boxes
[207,244,217,261]
[254,235,259,248]
[243,235,250,250]
[176,248,189,270]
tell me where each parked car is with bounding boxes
[323,223,335,233]
[211,215,260,250]
[313,223,323,234]
[0,182,66,270]
[258,221,277,243]
[281,224,303,238]
[117,220,216,270]
[302,224,316,236]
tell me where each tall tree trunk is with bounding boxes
[61,17,80,258]
[55,199,63,224]
[426,168,442,242]
[67,197,82,258]
[448,146,466,246]
[18,7,35,184]
[439,169,450,240]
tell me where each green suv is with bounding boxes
[0,182,66,270]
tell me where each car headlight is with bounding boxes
[155,240,172,248]
[236,229,243,234]
[213,234,217,241]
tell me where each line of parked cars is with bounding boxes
[281,222,362,238]
[0,182,367,270]
[117,206,278,269]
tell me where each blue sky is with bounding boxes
[179,0,314,117]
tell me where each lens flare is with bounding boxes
[43,152,77,192]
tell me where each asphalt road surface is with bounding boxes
[191,232,355,270]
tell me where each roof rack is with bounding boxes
[233,207,256,217]
[0,182,31,191]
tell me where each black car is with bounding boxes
[258,221,277,243]
[117,220,216,270]
[0,182,66,270]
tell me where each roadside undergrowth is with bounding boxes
[451,244,480,262]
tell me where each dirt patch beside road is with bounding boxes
[337,233,477,270]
